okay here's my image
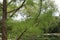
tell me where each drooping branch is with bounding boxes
[8,0,26,13]
[16,28,27,40]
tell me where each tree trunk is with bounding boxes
[2,0,7,40]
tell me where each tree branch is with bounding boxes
[34,0,42,26]
[16,28,27,40]
[8,0,26,13]
[43,33,60,36]
[7,0,12,6]
[0,3,3,9]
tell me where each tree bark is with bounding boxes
[2,0,7,40]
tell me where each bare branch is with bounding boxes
[43,33,60,36]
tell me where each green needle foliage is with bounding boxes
[0,0,60,40]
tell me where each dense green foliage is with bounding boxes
[0,0,60,40]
